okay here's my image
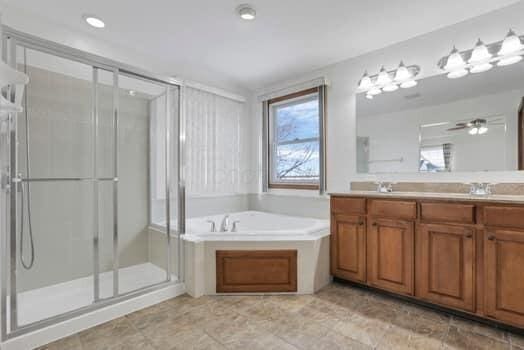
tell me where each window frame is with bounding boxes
[267,87,321,190]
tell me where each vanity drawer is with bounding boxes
[484,206,524,229]
[331,197,366,215]
[368,199,417,220]
[420,202,476,224]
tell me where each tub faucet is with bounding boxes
[231,220,240,232]
[206,220,216,232]
[219,215,230,232]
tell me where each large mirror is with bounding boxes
[356,60,524,173]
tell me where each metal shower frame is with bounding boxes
[0,25,186,341]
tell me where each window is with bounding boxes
[419,143,453,172]
[268,88,322,189]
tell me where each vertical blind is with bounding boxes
[184,87,249,195]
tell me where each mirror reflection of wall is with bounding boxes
[356,58,524,174]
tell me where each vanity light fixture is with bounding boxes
[357,62,420,98]
[498,29,523,66]
[400,80,417,88]
[469,39,493,73]
[367,87,382,96]
[358,71,373,90]
[383,83,399,92]
[439,29,524,78]
[443,46,469,79]
[394,61,412,82]
[376,66,392,86]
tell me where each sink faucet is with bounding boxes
[376,181,393,193]
[469,183,492,196]
[219,215,230,232]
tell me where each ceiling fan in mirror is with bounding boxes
[446,117,505,135]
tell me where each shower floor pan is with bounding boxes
[9,262,171,326]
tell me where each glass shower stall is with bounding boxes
[0,27,184,339]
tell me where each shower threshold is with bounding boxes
[8,263,172,327]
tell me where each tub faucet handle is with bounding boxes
[231,220,240,232]
[206,220,216,232]
[219,215,230,232]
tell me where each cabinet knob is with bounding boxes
[465,233,473,239]
[358,221,364,226]
[372,222,377,227]
[487,235,496,241]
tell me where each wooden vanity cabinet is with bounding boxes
[331,213,366,282]
[330,197,367,282]
[484,228,524,327]
[367,217,414,295]
[330,195,524,330]
[416,223,476,312]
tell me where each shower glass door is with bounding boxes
[13,46,96,327]
[0,30,182,338]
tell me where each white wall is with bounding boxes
[250,2,524,194]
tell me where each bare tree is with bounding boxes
[275,118,316,180]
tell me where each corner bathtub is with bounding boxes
[149,211,331,296]
[182,211,330,242]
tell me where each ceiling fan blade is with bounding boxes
[447,126,467,131]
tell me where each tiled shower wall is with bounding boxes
[16,66,150,291]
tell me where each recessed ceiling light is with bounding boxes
[129,90,136,96]
[83,15,105,28]
[237,4,256,20]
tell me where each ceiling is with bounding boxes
[4,0,521,91]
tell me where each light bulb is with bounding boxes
[83,15,105,28]
[497,55,523,66]
[376,66,392,86]
[469,39,492,64]
[394,61,412,82]
[238,5,256,20]
[498,29,523,56]
[478,126,488,135]
[358,71,373,90]
[368,87,382,96]
[444,46,466,71]
[447,69,469,79]
[383,84,399,92]
[400,80,417,88]
[469,127,479,135]
[470,62,493,73]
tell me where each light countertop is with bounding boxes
[329,191,524,204]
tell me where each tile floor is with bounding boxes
[38,282,524,350]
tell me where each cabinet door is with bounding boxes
[330,214,366,282]
[368,218,414,295]
[485,228,524,328]
[417,223,476,312]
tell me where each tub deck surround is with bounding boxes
[329,191,524,330]
[150,211,331,296]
